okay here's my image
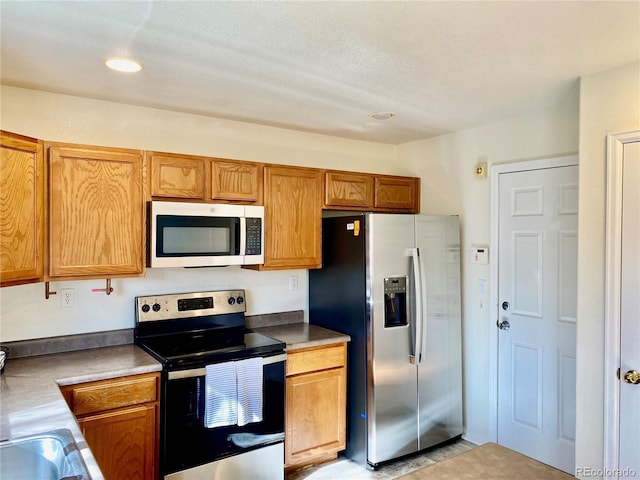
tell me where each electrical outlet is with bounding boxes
[288,276,298,291]
[61,288,74,308]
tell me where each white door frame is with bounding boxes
[488,154,579,441]
[603,130,640,473]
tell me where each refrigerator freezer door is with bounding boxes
[309,215,369,465]
[415,216,464,449]
[366,214,419,465]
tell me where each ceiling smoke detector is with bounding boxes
[368,112,395,121]
[105,57,143,73]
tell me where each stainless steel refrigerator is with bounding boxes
[309,213,463,468]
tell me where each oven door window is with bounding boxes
[162,359,285,476]
[156,215,239,257]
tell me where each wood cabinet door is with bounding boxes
[324,171,373,209]
[0,132,44,286]
[374,175,420,211]
[48,144,144,279]
[149,153,205,199]
[285,367,347,466]
[79,404,157,480]
[263,165,322,269]
[211,160,262,203]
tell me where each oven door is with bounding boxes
[161,353,285,478]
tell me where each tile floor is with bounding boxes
[286,438,477,480]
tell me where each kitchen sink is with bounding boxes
[0,428,91,480]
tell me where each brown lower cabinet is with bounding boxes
[60,372,160,480]
[285,343,347,472]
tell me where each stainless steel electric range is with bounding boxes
[134,290,286,480]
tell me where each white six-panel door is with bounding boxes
[497,165,578,474]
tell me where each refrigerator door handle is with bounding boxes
[410,247,423,364]
[417,245,428,365]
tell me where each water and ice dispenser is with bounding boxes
[383,277,408,328]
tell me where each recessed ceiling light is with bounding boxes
[105,57,143,73]
[369,112,395,120]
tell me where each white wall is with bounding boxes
[575,62,640,478]
[0,267,306,341]
[397,87,580,445]
[0,86,399,342]
[2,69,635,469]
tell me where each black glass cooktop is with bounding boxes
[137,330,285,370]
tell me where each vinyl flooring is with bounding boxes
[286,438,477,480]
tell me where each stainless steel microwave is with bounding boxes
[149,201,264,267]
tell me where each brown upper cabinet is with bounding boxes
[324,171,374,209]
[374,175,420,212]
[211,160,262,203]
[324,171,420,213]
[258,165,322,270]
[1,130,420,285]
[0,131,45,287]
[150,153,205,199]
[48,143,145,280]
[148,151,263,204]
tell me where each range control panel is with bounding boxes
[136,290,246,323]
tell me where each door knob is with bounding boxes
[497,319,510,330]
[623,370,640,385]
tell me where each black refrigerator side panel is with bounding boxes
[309,215,368,465]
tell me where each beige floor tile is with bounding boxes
[286,439,476,480]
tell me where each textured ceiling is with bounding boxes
[1,1,639,144]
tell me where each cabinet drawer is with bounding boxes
[286,344,346,376]
[63,373,159,416]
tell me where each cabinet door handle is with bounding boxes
[91,279,114,295]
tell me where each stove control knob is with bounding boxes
[141,304,150,313]
[228,297,236,305]
[236,296,244,305]
[152,303,161,312]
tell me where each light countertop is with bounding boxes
[0,344,162,480]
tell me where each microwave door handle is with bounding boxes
[239,217,247,256]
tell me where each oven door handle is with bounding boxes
[167,353,287,380]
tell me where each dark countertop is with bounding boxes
[254,323,350,350]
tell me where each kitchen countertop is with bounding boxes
[255,323,350,350]
[0,322,347,479]
[0,344,162,480]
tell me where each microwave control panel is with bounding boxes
[245,218,262,255]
